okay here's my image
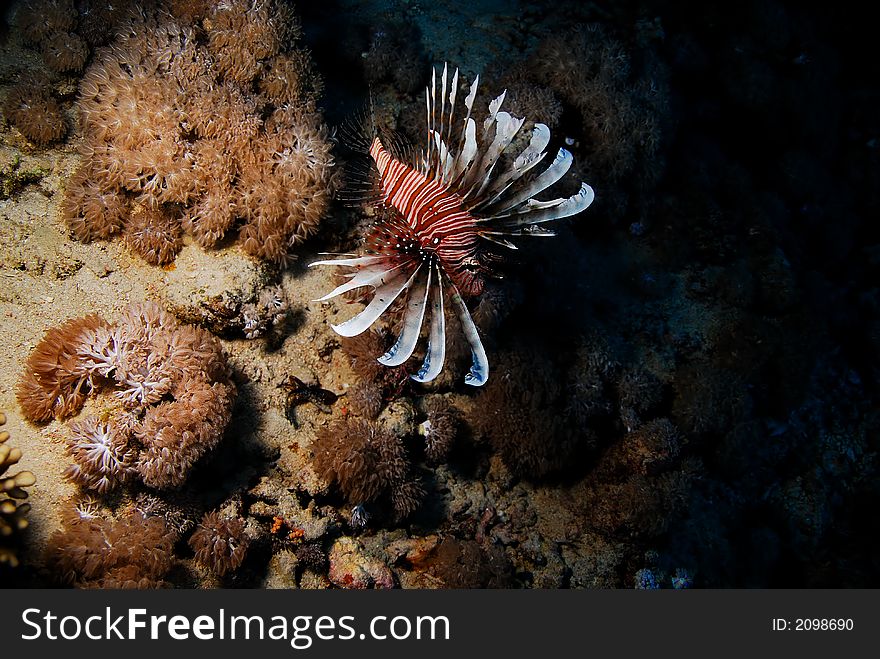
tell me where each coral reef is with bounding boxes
[1,74,67,145]
[16,301,235,490]
[311,417,423,521]
[619,418,684,476]
[241,286,290,340]
[189,510,251,577]
[63,0,336,265]
[12,0,133,76]
[2,0,877,592]
[44,501,175,588]
[63,416,136,493]
[327,536,395,589]
[1,413,36,568]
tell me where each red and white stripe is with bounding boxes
[369,137,482,295]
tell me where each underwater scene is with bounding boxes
[0,0,877,589]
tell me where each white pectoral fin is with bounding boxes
[499,182,595,227]
[331,265,421,337]
[411,265,446,383]
[497,148,574,212]
[309,255,387,268]
[378,266,431,367]
[313,261,408,302]
[448,284,489,387]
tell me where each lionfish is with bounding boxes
[311,65,594,386]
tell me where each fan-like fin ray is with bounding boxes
[411,264,447,383]
[463,111,526,201]
[496,148,573,213]
[313,258,414,301]
[444,67,460,178]
[475,123,551,210]
[378,265,432,367]
[497,182,595,227]
[450,118,477,182]
[431,131,455,182]
[310,255,387,268]
[448,282,488,387]
[331,265,422,337]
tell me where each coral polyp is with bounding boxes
[62,0,336,265]
[17,301,235,491]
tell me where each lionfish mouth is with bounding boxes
[311,64,595,386]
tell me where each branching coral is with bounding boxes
[17,301,236,491]
[188,510,250,576]
[312,417,423,521]
[44,502,175,588]
[1,412,36,568]
[2,74,67,145]
[64,1,336,265]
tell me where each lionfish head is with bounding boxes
[312,64,594,387]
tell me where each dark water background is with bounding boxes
[299,0,879,586]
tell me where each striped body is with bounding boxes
[369,137,483,296]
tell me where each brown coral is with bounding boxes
[419,397,460,464]
[347,382,384,420]
[340,329,408,419]
[135,378,234,489]
[17,301,235,491]
[64,415,136,492]
[312,417,423,521]
[619,418,684,477]
[2,75,67,145]
[123,205,183,266]
[16,314,108,423]
[65,1,335,266]
[62,163,129,241]
[16,0,77,45]
[44,503,175,588]
[474,347,591,478]
[188,511,250,576]
[1,412,36,568]
[41,31,89,73]
[13,0,130,75]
